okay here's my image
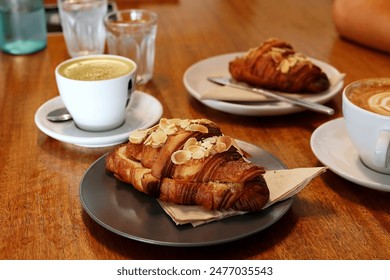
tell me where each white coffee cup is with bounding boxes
[55,54,137,132]
[342,78,390,174]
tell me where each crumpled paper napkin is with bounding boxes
[158,167,327,227]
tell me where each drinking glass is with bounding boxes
[104,9,158,84]
[0,0,47,55]
[57,0,107,57]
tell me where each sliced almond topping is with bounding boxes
[151,130,168,146]
[159,118,169,129]
[215,136,233,153]
[170,118,182,125]
[201,136,218,154]
[197,118,213,124]
[179,119,191,129]
[201,141,213,150]
[287,56,298,68]
[143,133,153,146]
[215,142,227,153]
[279,59,290,73]
[183,137,198,150]
[129,130,148,144]
[295,52,308,61]
[163,122,177,134]
[171,150,192,165]
[187,145,206,159]
[268,48,284,63]
[271,47,286,53]
[203,136,217,144]
[185,123,208,133]
[146,124,159,132]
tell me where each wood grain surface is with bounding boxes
[0,0,389,259]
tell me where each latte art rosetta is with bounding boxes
[368,91,390,116]
[347,83,390,117]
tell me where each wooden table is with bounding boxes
[1,0,389,260]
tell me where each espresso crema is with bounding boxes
[347,85,390,116]
[58,57,133,81]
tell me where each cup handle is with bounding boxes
[126,75,136,107]
[375,130,390,168]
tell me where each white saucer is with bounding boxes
[310,118,390,192]
[183,52,344,116]
[35,91,163,148]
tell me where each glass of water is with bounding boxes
[104,9,158,84]
[57,0,107,57]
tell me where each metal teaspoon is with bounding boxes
[46,107,72,122]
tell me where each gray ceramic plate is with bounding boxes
[79,140,293,247]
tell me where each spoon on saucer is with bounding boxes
[46,107,72,122]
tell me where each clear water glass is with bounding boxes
[58,0,107,57]
[104,9,158,84]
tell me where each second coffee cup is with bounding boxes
[342,78,390,174]
[55,54,137,132]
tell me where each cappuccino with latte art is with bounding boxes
[347,83,390,116]
[342,78,390,174]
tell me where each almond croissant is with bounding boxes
[229,38,330,93]
[106,118,269,211]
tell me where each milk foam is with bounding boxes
[368,91,390,116]
[59,58,133,81]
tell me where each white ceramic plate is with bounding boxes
[310,118,390,192]
[35,91,163,148]
[183,52,344,116]
[80,140,293,247]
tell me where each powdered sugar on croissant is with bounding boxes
[106,118,269,211]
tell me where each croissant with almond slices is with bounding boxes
[229,38,330,93]
[105,118,269,211]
